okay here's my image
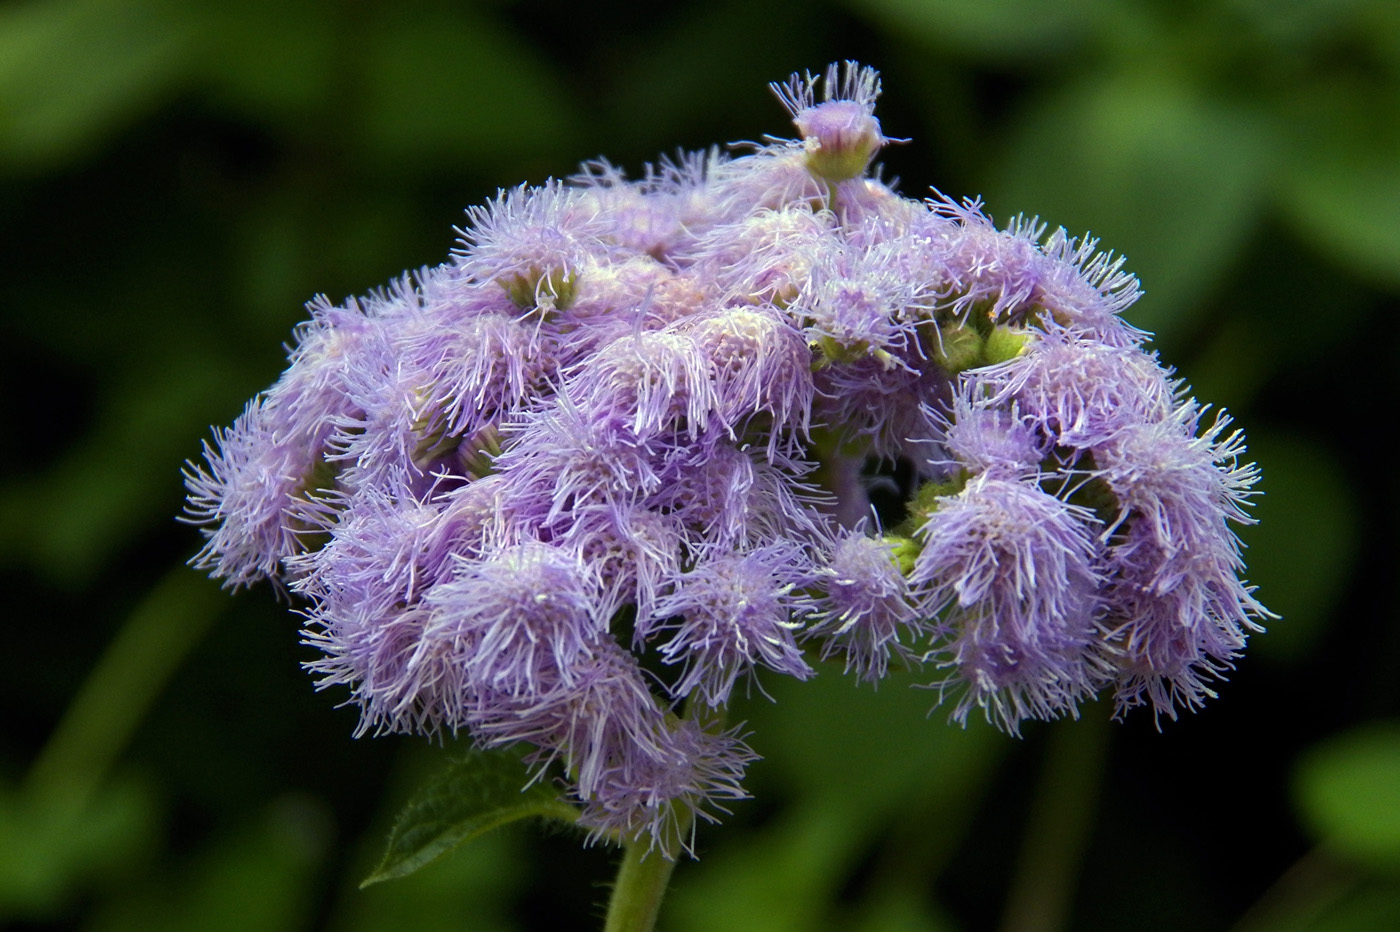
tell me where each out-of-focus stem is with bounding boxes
[25,568,223,812]
[1227,845,1357,932]
[998,712,1109,932]
[811,444,870,530]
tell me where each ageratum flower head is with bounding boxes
[184,62,1271,852]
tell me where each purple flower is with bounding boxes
[1091,406,1268,719]
[571,328,715,442]
[570,150,718,260]
[911,475,1104,733]
[812,353,951,463]
[685,207,833,306]
[808,528,923,683]
[799,239,932,365]
[490,392,676,526]
[424,541,604,699]
[553,503,684,625]
[967,325,1177,451]
[183,300,384,587]
[454,180,619,310]
[683,304,814,454]
[576,719,756,852]
[926,195,1143,339]
[302,600,440,736]
[186,61,1271,850]
[648,542,818,707]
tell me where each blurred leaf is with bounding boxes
[667,670,1000,932]
[1251,881,1400,932]
[1236,432,1357,663]
[987,69,1275,339]
[0,0,201,166]
[25,568,225,809]
[746,666,999,812]
[361,748,578,888]
[848,890,960,932]
[1276,85,1400,293]
[83,795,329,932]
[358,7,578,171]
[0,774,156,921]
[1359,0,1400,76]
[196,0,338,126]
[1295,723,1400,870]
[0,352,247,582]
[667,802,869,932]
[1222,0,1384,54]
[846,0,1109,60]
[602,0,827,154]
[1303,885,1400,932]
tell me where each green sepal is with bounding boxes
[289,456,344,554]
[805,147,876,184]
[883,534,921,577]
[932,324,983,375]
[1041,449,1120,530]
[894,472,968,538]
[982,325,1027,365]
[810,335,897,371]
[457,423,503,480]
[500,267,576,312]
[360,748,580,888]
[410,410,461,470]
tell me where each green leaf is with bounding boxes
[1294,723,1400,870]
[986,69,1275,340]
[360,749,579,888]
[847,0,1110,60]
[356,7,578,171]
[1234,432,1357,664]
[0,0,201,167]
[1276,82,1400,293]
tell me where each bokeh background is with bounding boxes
[3,0,1399,930]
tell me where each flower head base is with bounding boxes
[185,63,1270,853]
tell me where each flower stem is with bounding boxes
[25,568,222,812]
[998,711,1108,932]
[602,839,681,932]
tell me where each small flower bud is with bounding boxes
[772,61,886,184]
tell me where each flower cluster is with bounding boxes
[184,62,1268,850]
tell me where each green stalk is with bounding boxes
[998,711,1109,932]
[26,568,223,812]
[603,837,684,932]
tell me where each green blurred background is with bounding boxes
[3,0,1398,929]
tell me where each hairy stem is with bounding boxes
[603,838,683,932]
